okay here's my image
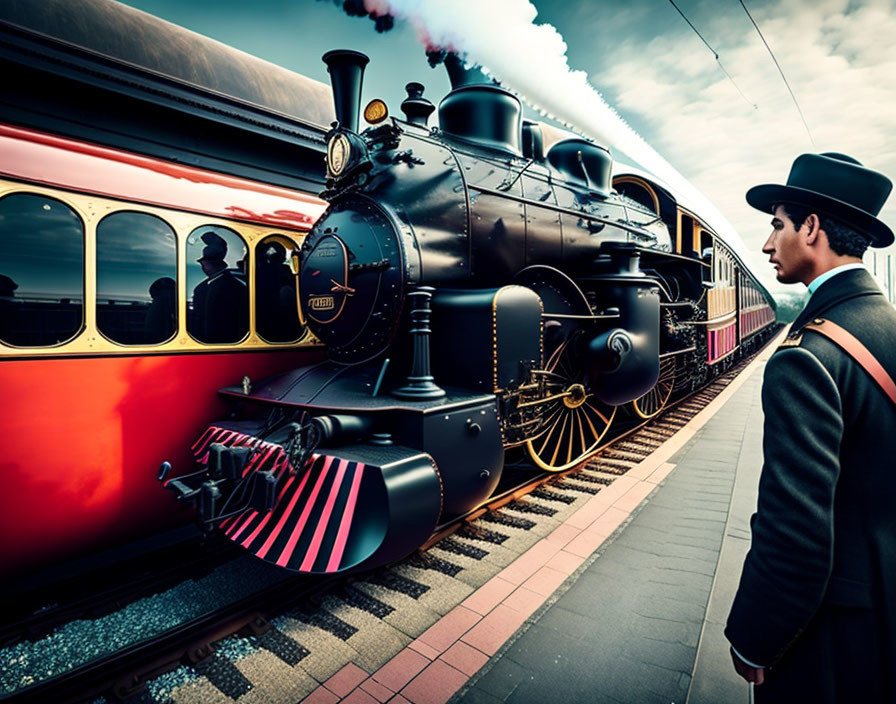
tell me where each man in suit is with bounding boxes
[726,152,896,702]
[191,231,248,343]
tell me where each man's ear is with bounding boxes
[804,213,821,245]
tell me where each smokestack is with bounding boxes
[443,53,491,89]
[322,49,369,133]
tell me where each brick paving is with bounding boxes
[452,361,767,704]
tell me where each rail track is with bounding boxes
[0,341,773,704]
[0,534,241,650]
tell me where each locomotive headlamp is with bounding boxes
[327,133,351,177]
[364,99,389,125]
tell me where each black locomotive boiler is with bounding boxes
[161,50,776,575]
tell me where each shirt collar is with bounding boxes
[807,263,865,296]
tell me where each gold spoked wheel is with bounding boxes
[631,356,676,419]
[526,338,617,472]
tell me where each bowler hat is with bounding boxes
[197,231,228,262]
[746,152,893,247]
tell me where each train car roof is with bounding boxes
[0,0,335,129]
[0,123,328,230]
[613,160,774,302]
[533,122,737,247]
[0,0,334,191]
[522,121,772,300]
[613,161,714,232]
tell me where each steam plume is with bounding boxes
[330,0,747,257]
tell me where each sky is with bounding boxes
[118,0,896,300]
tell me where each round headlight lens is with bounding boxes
[364,99,388,125]
[328,133,351,176]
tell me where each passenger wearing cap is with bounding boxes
[191,232,248,343]
[726,153,896,702]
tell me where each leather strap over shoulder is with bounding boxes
[802,318,896,406]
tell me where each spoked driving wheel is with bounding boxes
[525,336,617,472]
[631,356,676,419]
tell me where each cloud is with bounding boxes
[586,0,896,293]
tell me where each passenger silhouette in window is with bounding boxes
[255,241,299,342]
[192,232,248,343]
[235,255,248,282]
[144,276,177,343]
[0,274,18,342]
[0,274,18,297]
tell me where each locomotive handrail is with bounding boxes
[498,158,536,192]
[692,310,737,325]
[659,346,698,358]
[467,184,659,240]
[541,312,620,320]
[291,250,307,327]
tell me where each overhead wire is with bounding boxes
[738,0,815,146]
[667,0,757,110]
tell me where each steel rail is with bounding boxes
[2,570,331,704]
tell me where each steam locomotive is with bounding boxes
[161,50,777,576]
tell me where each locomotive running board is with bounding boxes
[191,427,443,574]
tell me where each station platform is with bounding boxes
[298,339,778,704]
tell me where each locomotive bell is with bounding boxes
[364,98,389,125]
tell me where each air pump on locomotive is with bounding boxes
[159,49,739,575]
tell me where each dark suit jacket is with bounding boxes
[726,268,896,703]
[192,270,248,343]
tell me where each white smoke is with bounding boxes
[361,0,749,259]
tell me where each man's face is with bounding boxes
[762,205,813,284]
[200,258,224,276]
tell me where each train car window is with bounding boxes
[186,225,249,344]
[616,182,657,214]
[255,235,302,343]
[701,231,714,259]
[0,192,84,347]
[96,211,178,345]
[679,216,695,256]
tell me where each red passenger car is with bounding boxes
[0,0,332,577]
